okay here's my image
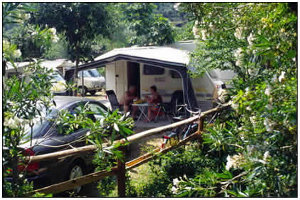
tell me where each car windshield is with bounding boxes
[78,70,92,78]
[52,72,65,82]
[88,69,101,77]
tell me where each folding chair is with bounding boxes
[153,104,165,121]
[105,90,123,112]
[170,90,187,117]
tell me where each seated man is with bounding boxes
[145,85,162,122]
[119,85,138,118]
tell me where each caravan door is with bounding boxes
[106,60,128,100]
[115,61,127,100]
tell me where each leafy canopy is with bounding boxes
[122,3,175,46]
[31,3,113,63]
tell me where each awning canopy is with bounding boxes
[70,46,192,73]
[95,46,190,66]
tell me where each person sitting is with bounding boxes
[119,86,138,118]
[145,85,162,122]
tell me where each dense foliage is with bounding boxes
[3,3,186,62]
[122,3,175,46]
[3,3,59,60]
[154,3,188,26]
[2,3,133,197]
[117,3,297,198]
[29,3,114,85]
[136,3,297,197]
[30,3,113,63]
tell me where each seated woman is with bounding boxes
[145,85,162,122]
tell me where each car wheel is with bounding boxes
[78,87,87,96]
[90,90,96,96]
[68,163,84,194]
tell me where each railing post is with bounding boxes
[198,117,204,133]
[117,147,126,197]
[196,116,204,145]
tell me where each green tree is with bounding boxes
[43,34,70,60]
[3,4,57,197]
[124,3,297,198]
[31,3,113,86]
[154,3,188,26]
[122,3,175,46]
[3,3,58,61]
[174,21,195,41]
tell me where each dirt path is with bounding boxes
[126,129,165,161]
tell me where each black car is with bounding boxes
[5,96,109,193]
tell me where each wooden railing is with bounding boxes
[26,103,230,197]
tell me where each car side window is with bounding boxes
[70,102,107,122]
[88,103,106,121]
[71,104,83,115]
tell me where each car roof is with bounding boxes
[53,96,99,109]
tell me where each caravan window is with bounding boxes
[143,64,165,75]
[170,70,181,78]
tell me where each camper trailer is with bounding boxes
[105,60,218,108]
[5,60,68,95]
[66,42,235,111]
[103,55,234,111]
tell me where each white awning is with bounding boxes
[39,59,73,69]
[94,46,191,66]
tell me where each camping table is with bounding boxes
[132,103,151,122]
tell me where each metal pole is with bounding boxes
[81,71,85,97]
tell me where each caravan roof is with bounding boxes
[6,59,73,71]
[94,46,190,67]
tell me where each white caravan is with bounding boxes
[72,41,236,111]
